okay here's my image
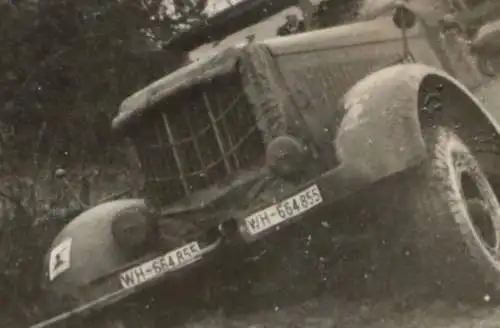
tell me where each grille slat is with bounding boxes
[181,107,208,176]
[161,112,190,195]
[216,91,240,169]
[202,91,233,174]
[135,75,266,207]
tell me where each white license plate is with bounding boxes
[120,241,202,289]
[244,184,323,236]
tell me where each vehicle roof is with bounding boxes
[113,16,420,131]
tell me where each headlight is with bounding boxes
[392,2,416,30]
[111,208,153,251]
[265,135,308,178]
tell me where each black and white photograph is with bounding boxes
[3,0,500,327]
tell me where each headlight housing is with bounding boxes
[111,207,154,251]
[265,135,308,178]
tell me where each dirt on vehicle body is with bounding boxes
[30,4,500,328]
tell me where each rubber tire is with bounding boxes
[397,126,500,302]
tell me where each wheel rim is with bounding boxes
[462,172,498,249]
[454,152,500,257]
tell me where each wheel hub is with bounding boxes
[467,197,497,249]
[461,171,500,252]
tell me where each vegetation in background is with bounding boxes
[0,0,357,325]
[0,0,207,325]
[0,0,210,168]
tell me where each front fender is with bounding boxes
[41,199,146,300]
[335,63,500,182]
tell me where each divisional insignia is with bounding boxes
[49,238,72,281]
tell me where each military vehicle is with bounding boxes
[30,2,500,327]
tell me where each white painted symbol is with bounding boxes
[49,238,72,281]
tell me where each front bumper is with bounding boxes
[233,164,371,243]
[30,164,372,328]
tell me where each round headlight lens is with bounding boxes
[393,3,416,30]
[112,208,151,250]
[266,135,307,178]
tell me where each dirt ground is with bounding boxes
[176,236,500,328]
[183,293,500,328]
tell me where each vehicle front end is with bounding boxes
[31,11,444,327]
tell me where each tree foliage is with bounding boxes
[0,1,206,324]
[0,0,206,170]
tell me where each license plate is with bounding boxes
[120,241,201,289]
[244,184,323,236]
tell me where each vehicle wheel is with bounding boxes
[398,126,500,302]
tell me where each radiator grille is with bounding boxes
[133,74,265,207]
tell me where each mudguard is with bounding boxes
[471,19,500,54]
[40,199,146,307]
[336,63,500,182]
